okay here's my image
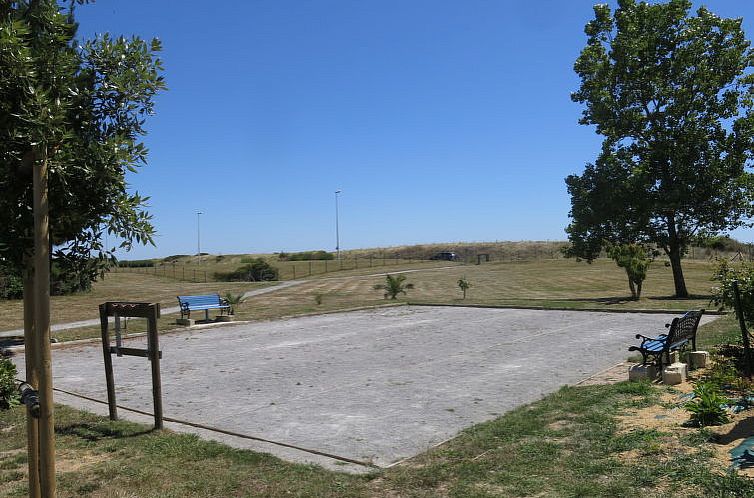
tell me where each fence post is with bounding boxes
[309,260,312,276]
[325,260,328,273]
[293,265,296,280]
[204,271,207,283]
[193,269,196,282]
[182,267,185,281]
[370,256,373,267]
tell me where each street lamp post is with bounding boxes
[196,211,203,257]
[334,190,341,260]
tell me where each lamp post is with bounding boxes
[334,190,341,260]
[196,211,203,257]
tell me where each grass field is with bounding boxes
[0,257,724,341]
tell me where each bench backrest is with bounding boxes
[666,309,704,349]
[177,294,222,308]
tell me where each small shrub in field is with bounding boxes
[374,274,414,300]
[215,259,279,282]
[0,358,19,410]
[314,293,323,305]
[685,382,730,427]
[117,259,155,268]
[223,292,247,314]
[457,277,471,299]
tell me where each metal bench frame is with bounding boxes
[177,294,231,321]
[628,309,704,370]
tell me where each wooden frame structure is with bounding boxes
[98,302,164,429]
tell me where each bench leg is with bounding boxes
[205,309,209,322]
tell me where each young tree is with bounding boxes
[1,2,165,494]
[606,243,652,300]
[567,0,754,297]
[457,277,471,299]
[374,274,414,300]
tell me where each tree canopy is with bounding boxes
[566,0,754,297]
[0,0,165,281]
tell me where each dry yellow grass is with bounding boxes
[0,272,270,332]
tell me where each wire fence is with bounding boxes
[111,245,754,284]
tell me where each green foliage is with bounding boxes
[685,382,730,427]
[0,266,23,300]
[606,243,652,299]
[214,259,279,282]
[117,259,155,268]
[222,292,246,315]
[314,293,323,305]
[457,277,471,299]
[566,0,754,298]
[711,259,754,326]
[0,1,166,284]
[0,358,19,410]
[278,251,334,261]
[374,274,414,300]
[700,236,748,253]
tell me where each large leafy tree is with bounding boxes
[1,0,164,281]
[566,0,754,297]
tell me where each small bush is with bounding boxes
[0,271,23,300]
[215,259,279,282]
[0,358,19,410]
[117,259,155,268]
[278,251,334,261]
[164,255,189,262]
[685,382,730,427]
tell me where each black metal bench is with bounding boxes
[177,294,230,321]
[628,309,704,370]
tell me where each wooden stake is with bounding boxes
[23,267,40,498]
[99,304,118,420]
[33,153,55,497]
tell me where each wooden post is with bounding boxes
[147,308,163,429]
[33,153,55,497]
[732,281,754,378]
[23,267,41,498]
[99,304,118,420]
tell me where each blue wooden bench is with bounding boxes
[177,294,231,321]
[628,309,704,370]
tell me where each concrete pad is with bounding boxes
[11,306,716,470]
[689,351,710,369]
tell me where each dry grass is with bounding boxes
[0,273,270,332]
[231,258,717,325]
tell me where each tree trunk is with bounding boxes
[666,216,689,298]
[636,280,643,300]
[625,269,637,299]
[667,243,689,298]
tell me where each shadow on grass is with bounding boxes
[647,294,713,301]
[57,422,154,442]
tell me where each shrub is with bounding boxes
[457,277,471,299]
[0,358,19,410]
[0,270,23,300]
[117,259,155,268]
[164,254,189,262]
[223,292,247,314]
[278,250,334,261]
[374,274,414,300]
[711,259,754,325]
[685,382,730,427]
[215,259,279,282]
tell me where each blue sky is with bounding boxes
[73,1,754,258]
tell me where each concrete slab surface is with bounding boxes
[11,306,716,470]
